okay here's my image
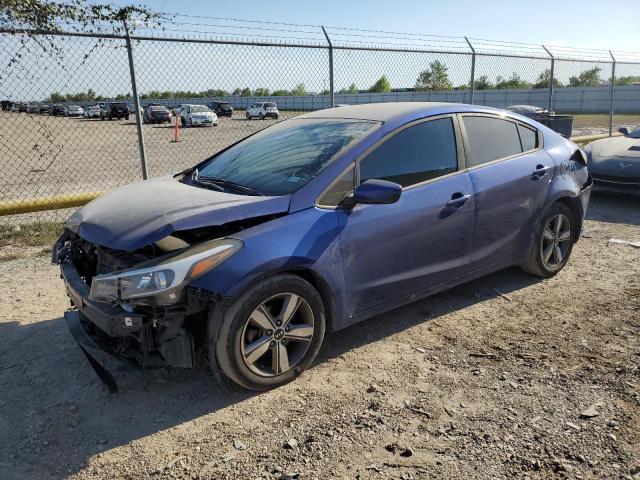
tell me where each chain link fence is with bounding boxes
[0,27,639,224]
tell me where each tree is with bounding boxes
[253,87,270,96]
[0,1,159,34]
[614,75,640,86]
[568,66,601,87]
[415,60,452,91]
[495,73,532,89]
[290,83,306,96]
[240,87,252,97]
[232,88,243,96]
[272,89,289,96]
[473,75,493,90]
[339,83,358,94]
[369,75,391,93]
[533,69,562,89]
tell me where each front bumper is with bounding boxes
[592,175,640,196]
[191,117,216,126]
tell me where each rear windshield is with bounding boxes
[150,106,168,111]
[265,102,277,107]
[219,103,231,107]
[196,118,378,196]
[111,103,127,108]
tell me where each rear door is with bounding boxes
[332,115,475,317]
[459,114,552,269]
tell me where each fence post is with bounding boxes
[609,50,616,137]
[124,20,148,180]
[321,26,335,108]
[465,37,475,105]
[542,45,554,114]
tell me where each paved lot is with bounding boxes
[0,110,298,204]
[0,193,638,479]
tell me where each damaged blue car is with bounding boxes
[53,103,592,391]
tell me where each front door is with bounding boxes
[338,115,475,317]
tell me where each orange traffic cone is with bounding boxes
[171,114,181,143]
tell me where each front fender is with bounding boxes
[190,207,346,329]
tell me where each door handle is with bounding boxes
[532,165,551,177]
[445,193,471,208]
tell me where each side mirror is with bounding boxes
[347,179,402,206]
[618,127,631,136]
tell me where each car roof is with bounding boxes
[297,102,505,122]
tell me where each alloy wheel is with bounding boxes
[240,293,315,377]
[540,213,571,269]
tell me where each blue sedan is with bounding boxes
[53,102,592,391]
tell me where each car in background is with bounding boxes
[26,103,40,114]
[180,104,218,127]
[53,103,591,391]
[17,103,27,113]
[64,105,84,117]
[10,103,19,112]
[83,105,101,119]
[39,104,49,114]
[584,124,640,196]
[246,102,279,120]
[51,104,65,116]
[143,105,172,124]
[101,102,130,121]
[209,101,233,117]
[1,100,12,111]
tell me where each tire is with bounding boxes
[210,274,326,391]
[245,112,251,119]
[275,114,279,120]
[181,117,187,127]
[521,202,575,278]
[259,113,265,120]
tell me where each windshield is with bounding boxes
[191,105,210,113]
[629,126,640,138]
[150,106,168,111]
[196,118,378,195]
[265,102,277,108]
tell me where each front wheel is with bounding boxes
[521,202,575,278]
[210,274,326,390]
[245,112,251,119]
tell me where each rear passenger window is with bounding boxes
[359,117,458,188]
[518,124,538,151]
[462,116,522,167]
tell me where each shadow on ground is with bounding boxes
[0,264,538,479]
[586,192,640,226]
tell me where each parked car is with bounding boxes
[83,104,101,119]
[53,103,592,391]
[10,103,19,112]
[209,101,234,117]
[1,100,13,111]
[246,101,279,119]
[51,104,65,116]
[17,102,27,113]
[101,102,129,120]
[180,104,218,127]
[64,105,84,117]
[26,103,40,114]
[143,105,172,124]
[584,124,640,196]
[39,104,49,114]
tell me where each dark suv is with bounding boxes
[209,101,234,117]
[101,102,130,121]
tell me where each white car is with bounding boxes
[246,102,279,120]
[180,104,218,127]
[64,105,84,117]
[83,104,101,119]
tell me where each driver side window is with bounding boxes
[359,117,458,188]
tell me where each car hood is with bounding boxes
[591,136,640,159]
[67,176,291,251]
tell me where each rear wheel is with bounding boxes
[181,117,187,127]
[521,202,575,277]
[210,274,326,390]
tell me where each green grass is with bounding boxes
[0,222,63,249]
[571,113,640,129]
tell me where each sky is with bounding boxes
[106,0,639,51]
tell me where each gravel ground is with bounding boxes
[0,193,639,480]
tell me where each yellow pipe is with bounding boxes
[0,191,103,216]
[571,132,622,146]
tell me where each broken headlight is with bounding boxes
[89,238,242,304]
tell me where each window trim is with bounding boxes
[315,164,355,209]
[457,113,543,171]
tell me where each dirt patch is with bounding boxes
[0,194,639,479]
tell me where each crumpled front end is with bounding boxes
[53,229,228,390]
